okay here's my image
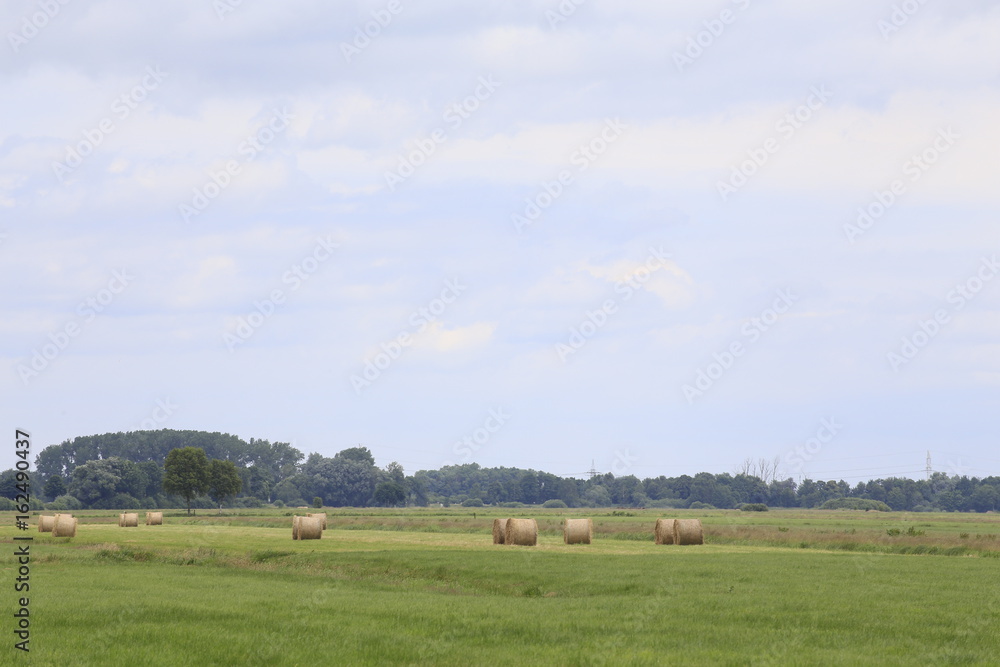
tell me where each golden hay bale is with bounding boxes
[674,518,704,545]
[492,518,508,544]
[146,512,163,526]
[292,516,300,540]
[38,515,55,532]
[307,513,327,530]
[563,518,593,544]
[122,513,139,527]
[504,518,537,546]
[654,519,676,545]
[52,515,77,538]
[298,516,323,540]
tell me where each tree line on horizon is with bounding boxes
[1,429,998,513]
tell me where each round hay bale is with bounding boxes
[122,513,139,527]
[38,515,55,532]
[674,518,704,545]
[146,512,163,526]
[298,516,323,540]
[307,513,327,530]
[504,518,537,546]
[292,516,300,540]
[654,519,677,545]
[118,513,124,527]
[52,515,77,538]
[492,518,508,544]
[563,518,592,545]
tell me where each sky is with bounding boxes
[2,0,999,484]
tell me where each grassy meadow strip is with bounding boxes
[3,509,1000,664]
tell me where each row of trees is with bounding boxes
[412,466,1000,513]
[1,430,998,512]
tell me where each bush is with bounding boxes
[461,498,484,507]
[499,501,524,508]
[272,500,285,508]
[92,493,141,510]
[312,497,323,509]
[232,496,264,508]
[0,497,14,511]
[688,501,716,510]
[46,495,83,511]
[648,498,689,509]
[819,498,891,512]
[740,503,769,512]
[542,499,568,509]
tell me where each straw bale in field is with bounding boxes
[298,516,323,540]
[492,518,508,544]
[146,512,163,525]
[563,518,593,544]
[38,515,55,532]
[504,518,537,546]
[655,519,676,545]
[674,518,704,545]
[53,514,77,537]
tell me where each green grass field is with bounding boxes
[3,508,1000,665]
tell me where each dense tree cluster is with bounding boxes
[413,466,1000,513]
[0,430,997,513]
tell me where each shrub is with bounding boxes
[499,501,524,508]
[542,499,568,509]
[0,497,14,511]
[688,501,716,510]
[232,496,264,508]
[272,500,285,508]
[312,496,323,509]
[50,494,83,511]
[740,503,769,512]
[648,498,689,509]
[461,498,484,507]
[819,498,891,512]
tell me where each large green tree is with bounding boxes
[207,459,243,513]
[163,447,210,514]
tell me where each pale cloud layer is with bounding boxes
[2,1,998,482]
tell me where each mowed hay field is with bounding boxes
[4,508,1000,666]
